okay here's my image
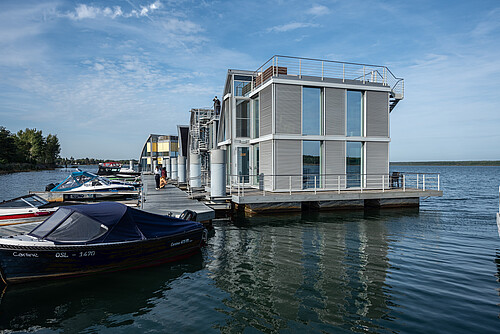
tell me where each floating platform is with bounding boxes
[141,175,214,223]
[230,187,442,214]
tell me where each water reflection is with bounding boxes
[208,209,420,332]
[0,253,204,332]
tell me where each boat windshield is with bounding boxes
[23,195,49,207]
[57,173,95,190]
[30,208,72,238]
[46,211,108,243]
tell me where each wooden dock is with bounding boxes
[141,174,215,223]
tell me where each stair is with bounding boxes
[389,93,403,112]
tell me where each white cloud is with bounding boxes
[307,4,330,16]
[66,1,162,21]
[267,22,319,33]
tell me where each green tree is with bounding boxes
[16,128,45,163]
[45,134,61,164]
[0,126,18,163]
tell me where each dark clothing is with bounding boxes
[213,97,221,115]
[161,167,166,178]
[155,174,160,189]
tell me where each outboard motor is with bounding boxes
[179,210,197,221]
[45,183,57,191]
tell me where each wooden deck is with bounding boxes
[141,174,215,222]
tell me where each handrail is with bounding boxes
[253,55,404,99]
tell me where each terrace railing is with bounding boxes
[253,55,404,99]
[228,172,440,197]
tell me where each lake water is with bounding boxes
[0,166,499,333]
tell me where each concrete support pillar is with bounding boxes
[178,156,186,183]
[211,149,226,197]
[171,157,178,181]
[190,153,201,188]
[165,157,171,178]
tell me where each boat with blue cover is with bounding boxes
[0,202,207,284]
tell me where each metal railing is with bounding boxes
[253,55,404,98]
[227,172,440,196]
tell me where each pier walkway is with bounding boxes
[141,174,214,223]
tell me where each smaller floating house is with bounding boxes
[139,134,179,172]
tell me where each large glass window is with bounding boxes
[234,75,252,96]
[346,142,363,188]
[252,144,260,186]
[236,100,250,138]
[252,97,259,139]
[302,87,322,135]
[303,141,321,189]
[237,147,249,183]
[347,91,363,136]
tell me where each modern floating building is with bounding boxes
[214,55,441,213]
[144,55,442,214]
[139,134,179,172]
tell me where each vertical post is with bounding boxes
[438,174,440,191]
[289,176,292,195]
[363,66,365,84]
[343,63,345,82]
[383,67,386,85]
[416,174,419,189]
[276,56,278,76]
[299,59,302,78]
[382,175,385,192]
[229,175,232,195]
[321,61,324,80]
[423,175,426,191]
[403,175,406,191]
[314,176,317,194]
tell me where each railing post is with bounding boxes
[423,175,426,191]
[338,175,341,194]
[321,61,324,81]
[383,67,386,85]
[360,175,363,193]
[314,176,317,194]
[289,176,292,195]
[382,175,385,192]
[276,56,278,76]
[438,174,440,191]
[343,64,345,82]
[416,174,419,189]
[299,59,302,78]
[403,175,406,191]
[363,66,365,84]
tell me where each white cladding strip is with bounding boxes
[247,134,390,144]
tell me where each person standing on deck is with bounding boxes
[213,96,221,115]
[154,165,161,190]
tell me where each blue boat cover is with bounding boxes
[29,202,203,244]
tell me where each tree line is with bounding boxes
[0,126,61,165]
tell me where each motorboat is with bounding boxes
[97,162,140,179]
[0,202,207,284]
[47,170,136,193]
[0,195,57,224]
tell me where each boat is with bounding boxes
[97,162,140,180]
[0,195,60,224]
[497,186,500,238]
[0,202,207,284]
[46,170,137,197]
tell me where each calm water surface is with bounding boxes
[0,166,499,333]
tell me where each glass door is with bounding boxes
[237,147,250,184]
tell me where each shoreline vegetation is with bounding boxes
[391,161,500,166]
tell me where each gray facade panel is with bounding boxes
[324,141,345,188]
[275,84,301,134]
[365,142,389,188]
[260,85,272,136]
[325,88,345,136]
[275,140,301,190]
[259,140,273,190]
[366,91,389,137]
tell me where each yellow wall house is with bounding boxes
[140,134,179,172]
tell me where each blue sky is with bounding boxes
[1,0,499,161]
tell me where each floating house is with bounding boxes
[139,134,178,172]
[214,55,441,212]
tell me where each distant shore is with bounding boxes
[0,163,57,175]
[390,161,500,166]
